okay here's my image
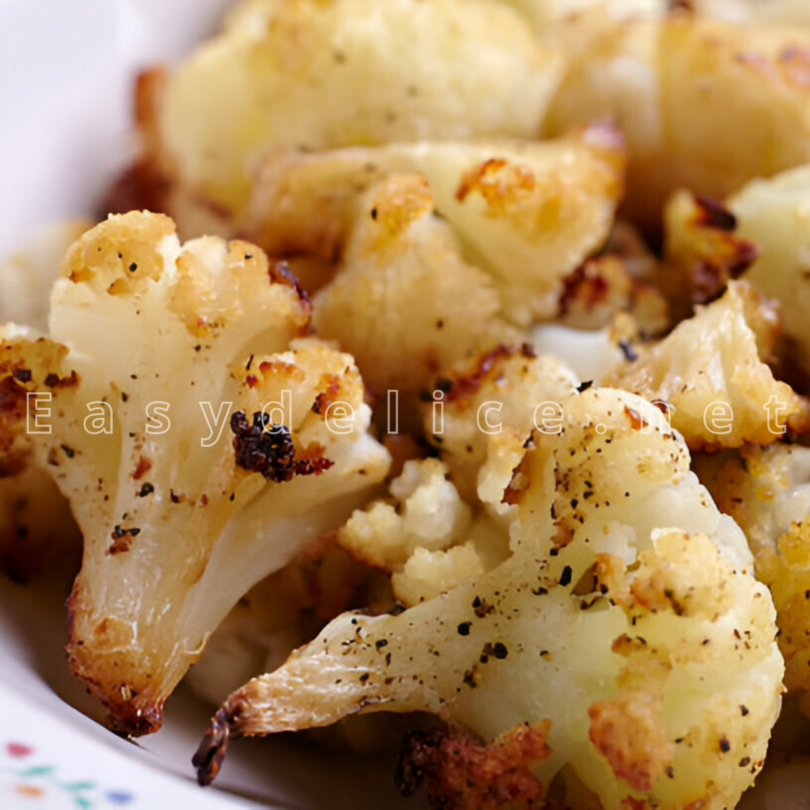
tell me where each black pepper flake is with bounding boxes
[665,767,674,779]
[129,262,138,273]
[375,639,389,649]
[559,566,573,587]
[532,586,548,596]
[740,705,749,717]
[457,622,472,636]
[12,368,31,383]
[138,483,154,497]
[719,738,731,753]
[370,207,378,220]
[462,670,477,688]
[61,444,75,458]
[121,392,129,403]
[229,493,235,502]
[244,253,253,260]
[359,673,369,683]
[739,757,751,768]
[576,380,593,393]
[493,642,508,660]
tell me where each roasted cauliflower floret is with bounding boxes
[0,212,390,735]
[154,0,561,219]
[692,0,810,27]
[185,535,390,707]
[546,15,810,225]
[696,444,810,714]
[606,281,810,449]
[725,165,810,377]
[311,174,514,405]
[338,458,509,607]
[663,190,760,308]
[497,0,665,30]
[195,389,782,810]
[247,126,626,325]
[424,344,578,509]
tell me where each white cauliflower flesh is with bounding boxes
[726,164,810,377]
[194,389,782,810]
[692,0,810,27]
[606,281,810,450]
[338,457,509,607]
[497,0,666,30]
[0,212,389,735]
[310,174,515,402]
[546,14,810,225]
[423,344,578,510]
[695,444,810,714]
[156,0,562,218]
[662,190,760,308]
[247,126,626,325]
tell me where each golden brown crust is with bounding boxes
[396,721,552,810]
[588,692,672,793]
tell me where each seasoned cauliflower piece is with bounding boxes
[195,389,781,810]
[247,126,626,324]
[606,281,810,449]
[725,165,810,376]
[338,458,508,606]
[663,190,760,308]
[0,221,90,581]
[154,0,562,218]
[339,459,472,571]
[424,344,578,508]
[0,212,390,735]
[696,444,810,713]
[546,15,810,225]
[186,536,389,707]
[311,175,514,404]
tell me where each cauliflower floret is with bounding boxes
[663,190,760,308]
[695,444,810,714]
[152,0,562,219]
[496,0,665,30]
[555,253,670,336]
[0,212,390,735]
[194,389,781,810]
[530,322,627,385]
[247,126,626,325]
[311,174,516,405]
[0,220,90,581]
[185,535,389,706]
[692,0,810,27]
[338,458,509,606]
[724,165,810,377]
[424,344,578,510]
[546,14,810,226]
[606,281,810,449]
[340,459,472,570]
